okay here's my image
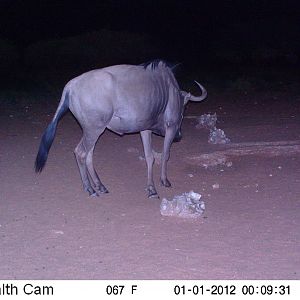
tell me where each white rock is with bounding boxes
[160,191,205,218]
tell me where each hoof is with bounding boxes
[148,192,160,199]
[160,178,171,188]
[96,185,109,195]
[146,185,159,199]
[86,187,98,196]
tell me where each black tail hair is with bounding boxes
[35,91,69,173]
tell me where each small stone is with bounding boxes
[226,161,233,167]
[212,183,220,189]
[127,147,139,153]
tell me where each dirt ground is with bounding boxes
[0,87,299,280]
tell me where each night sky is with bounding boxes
[1,1,298,44]
[0,0,299,67]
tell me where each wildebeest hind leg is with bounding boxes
[84,128,108,195]
[74,138,96,196]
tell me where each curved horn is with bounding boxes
[181,81,207,104]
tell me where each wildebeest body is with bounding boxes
[68,65,179,135]
[35,60,207,198]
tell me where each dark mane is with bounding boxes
[141,59,179,72]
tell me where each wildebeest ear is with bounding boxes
[181,81,207,104]
[184,93,191,105]
[170,62,182,73]
[181,91,191,105]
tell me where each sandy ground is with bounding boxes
[0,88,299,279]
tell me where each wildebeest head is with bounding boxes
[181,81,207,105]
[173,81,207,142]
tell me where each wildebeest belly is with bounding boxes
[107,113,159,134]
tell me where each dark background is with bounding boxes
[0,0,299,97]
[1,1,300,282]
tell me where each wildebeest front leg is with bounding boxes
[160,126,177,187]
[140,130,158,198]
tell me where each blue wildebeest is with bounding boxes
[35,60,207,198]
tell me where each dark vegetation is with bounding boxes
[0,1,299,113]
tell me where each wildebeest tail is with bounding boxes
[35,90,70,173]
